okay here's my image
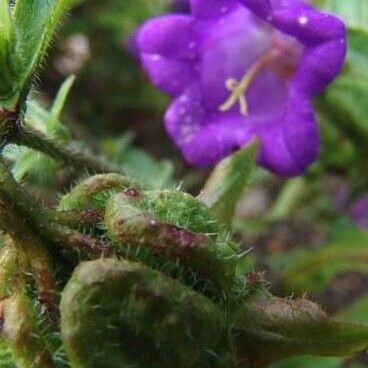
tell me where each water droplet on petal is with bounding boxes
[298,16,309,26]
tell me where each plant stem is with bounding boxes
[6,119,123,174]
[0,209,59,323]
[52,209,104,228]
[0,157,112,258]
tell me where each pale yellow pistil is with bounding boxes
[219,52,276,116]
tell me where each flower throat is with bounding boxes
[219,50,282,117]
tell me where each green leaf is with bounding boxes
[47,74,75,133]
[11,150,58,185]
[0,0,11,50]
[25,76,75,140]
[234,295,368,367]
[122,148,175,189]
[101,136,175,189]
[200,141,259,224]
[317,29,368,148]
[267,178,306,222]
[0,0,16,106]
[12,0,76,101]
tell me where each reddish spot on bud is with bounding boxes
[164,224,208,249]
[123,188,141,198]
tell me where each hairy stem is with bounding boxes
[0,215,59,323]
[12,122,123,174]
[0,157,112,258]
[0,115,123,174]
[51,209,104,228]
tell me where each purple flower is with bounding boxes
[137,0,346,176]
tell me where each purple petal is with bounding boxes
[190,0,238,18]
[137,15,197,60]
[141,54,196,96]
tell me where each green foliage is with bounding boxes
[0,0,77,107]
[0,0,11,51]
[0,1,368,367]
[318,32,368,150]
[200,141,259,224]
[0,0,15,106]
[12,0,76,103]
[4,76,73,187]
[339,296,368,324]
[46,75,75,135]
[317,8,368,166]
[270,230,368,294]
[272,356,342,368]
[1,145,368,368]
[102,136,176,189]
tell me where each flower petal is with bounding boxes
[237,0,271,17]
[141,54,196,96]
[241,0,347,97]
[240,0,311,17]
[293,39,347,96]
[281,93,319,172]
[165,84,205,148]
[190,0,238,19]
[137,15,197,60]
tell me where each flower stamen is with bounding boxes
[219,52,277,116]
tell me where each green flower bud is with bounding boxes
[61,258,225,368]
[232,295,368,367]
[58,174,142,211]
[105,189,237,289]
